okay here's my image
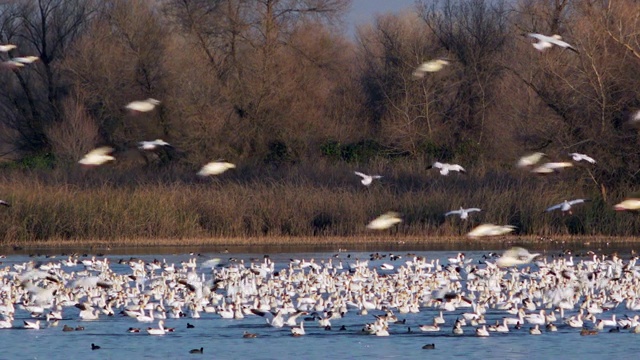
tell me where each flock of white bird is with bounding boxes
[2,246,640,344]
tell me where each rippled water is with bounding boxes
[2,246,640,360]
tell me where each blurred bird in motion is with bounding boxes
[467,224,516,238]
[367,212,402,230]
[412,59,450,78]
[79,147,115,167]
[496,247,540,267]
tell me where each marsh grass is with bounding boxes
[0,162,638,245]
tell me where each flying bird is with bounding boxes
[545,199,590,214]
[496,247,540,267]
[354,171,382,186]
[10,56,39,64]
[569,153,596,164]
[78,147,115,166]
[428,161,466,176]
[614,198,640,211]
[138,139,172,151]
[527,33,578,53]
[366,212,402,230]
[125,98,160,113]
[197,161,236,176]
[517,152,546,168]
[531,162,573,175]
[467,224,516,238]
[0,44,16,52]
[445,207,482,220]
[0,200,10,207]
[412,59,449,78]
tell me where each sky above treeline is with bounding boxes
[346,0,417,35]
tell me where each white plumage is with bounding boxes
[528,33,578,53]
[428,161,466,175]
[197,161,236,176]
[412,59,449,78]
[445,207,481,220]
[569,153,596,164]
[354,171,382,186]
[366,212,402,230]
[126,98,160,113]
[138,139,172,150]
[545,199,590,213]
[78,147,115,166]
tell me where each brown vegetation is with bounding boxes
[1,0,640,244]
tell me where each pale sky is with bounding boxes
[346,0,418,36]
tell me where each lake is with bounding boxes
[1,242,639,359]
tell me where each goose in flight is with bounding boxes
[531,161,573,175]
[545,199,590,214]
[354,171,382,186]
[78,147,115,166]
[138,139,172,151]
[428,161,466,175]
[0,44,16,52]
[614,198,640,211]
[467,224,516,238]
[445,207,481,220]
[517,152,546,168]
[496,247,540,267]
[366,212,402,230]
[126,98,160,113]
[11,56,39,64]
[197,161,236,176]
[0,200,9,207]
[569,153,596,164]
[527,33,578,53]
[412,59,449,78]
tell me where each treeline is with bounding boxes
[0,0,640,242]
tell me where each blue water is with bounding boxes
[1,249,638,360]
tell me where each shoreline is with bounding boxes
[2,235,638,254]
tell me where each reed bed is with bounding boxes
[0,162,638,246]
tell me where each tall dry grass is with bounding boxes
[0,160,637,245]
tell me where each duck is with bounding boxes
[91,343,101,351]
[197,161,236,176]
[62,325,74,332]
[243,331,258,338]
[422,344,436,350]
[126,98,160,113]
[189,347,203,354]
[354,171,382,186]
[527,33,578,53]
[127,327,141,333]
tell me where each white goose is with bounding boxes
[428,161,466,175]
[412,59,449,78]
[517,152,546,168]
[354,171,382,186]
[527,33,578,53]
[126,98,160,113]
[197,161,236,176]
[78,147,115,166]
[545,199,590,214]
[24,320,40,329]
[445,207,481,220]
[467,224,516,238]
[614,199,640,211]
[569,153,596,164]
[496,247,540,267]
[366,212,402,230]
[0,44,16,52]
[531,161,573,175]
[138,139,172,151]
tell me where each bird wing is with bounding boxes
[431,162,444,169]
[450,164,466,172]
[86,147,114,156]
[527,33,547,41]
[466,208,482,213]
[444,210,461,216]
[354,171,368,179]
[568,199,588,206]
[545,203,563,212]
